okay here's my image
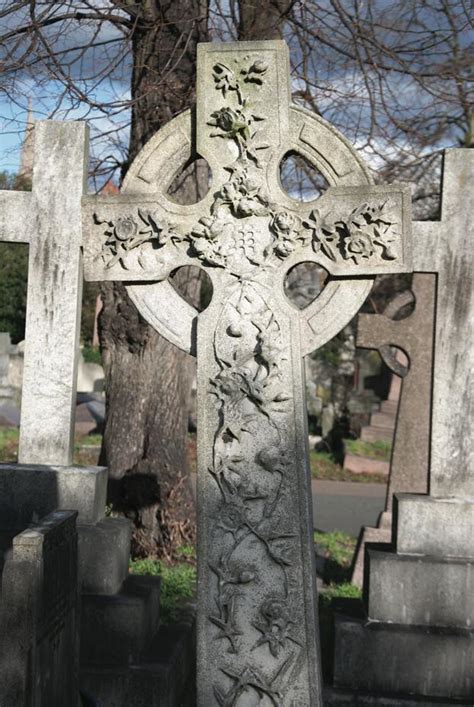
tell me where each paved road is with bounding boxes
[312,479,386,536]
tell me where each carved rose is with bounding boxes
[218,503,247,533]
[271,211,297,236]
[342,225,375,262]
[209,107,250,138]
[252,596,298,657]
[274,239,296,257]
[114,216,138,242]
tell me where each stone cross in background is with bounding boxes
[351,272,435,586]
[83,40,412,705]
[334,149,474,699]
[0,122,88,465]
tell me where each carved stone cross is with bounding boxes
[0,121,87,465]
[83,40,411,706]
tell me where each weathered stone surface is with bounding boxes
[344,454,389,476]
[80,615,196,707]
[324,687,473,706]
[364,546,474,629]
[0,122,89,465]
[78,517,132,594]
[0,510,79,706]
[358,273,435,507]
[83,40,412,705]
[334,614,474,699]
[0,463,107,527]
[394,494,474,559]
[80,575,161,666]
[412,150,474,498]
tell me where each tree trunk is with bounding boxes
[100,0,208,560]
[238,0,293,40]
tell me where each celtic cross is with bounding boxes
[83,40,411,706]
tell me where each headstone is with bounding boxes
[351,273,435,585]
[333,149,474,700]
[0,332,14,406]
[83,40,412,704]
[0,121,88,465]
[0,510,79,706]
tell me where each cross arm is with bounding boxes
[82,194,197,282]
[285,184,412,277]
[0,191,34,243]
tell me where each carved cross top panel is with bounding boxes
[83,41,412,707]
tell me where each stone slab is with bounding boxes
[18,121,89,466]
[324,687,473,706]
[80,575,161,666]
[80,615,196,707]
[412,151,474,498]
[78,517,131,595]
[370,411,396,428]
[364,547,474,629]
[334,614,474,699]
[0,463,107,527]
[351,526,392,588]
[344,454,389,476]
[361,425,394,443]
[380,400,398,415]
[394,494,474,559]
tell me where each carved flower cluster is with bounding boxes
[96,209,180,270]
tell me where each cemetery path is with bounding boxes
[312,480,385,536]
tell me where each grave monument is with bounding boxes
[83,40,412,705]
[333,149,474,700]
[351,272,435,586]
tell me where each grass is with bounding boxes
[314,530,357,570]
[0,427,102,465]
[0,427,19,462]
[129,556,196,624]
[309,449,386,484]
[345,438,392,461]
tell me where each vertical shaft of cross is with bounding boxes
[18,122,88,465]
[196,278,322,705]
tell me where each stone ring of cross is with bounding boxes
[83,41,411,358]
[83,40,412,706]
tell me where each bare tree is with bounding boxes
[0,0,472,557]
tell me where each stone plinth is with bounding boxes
[0,510,79,706]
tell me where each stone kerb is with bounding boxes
[0,510,80,706]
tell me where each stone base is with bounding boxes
[365,547,474,629]
[78,517,132,594]
[344,454,389,476]
[361,425,394,443]
[394,494,474,558]
[334,614,474,699]
[324,687,473,706]
[351,526,392,588]
[81,575,161,666]
[80,614,196,707]
[0,463,107,526]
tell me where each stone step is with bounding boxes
[360,425,394,443]
[343,454,389,477]
[334,613,474,699]
[80,575,161,666]
[370,411,396,428]
[80,611,196,707]
[380,400,398,415]
[394,494,474,559]
[365,547,474,629]
[324,686,472,706]
[78,517,132,595]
